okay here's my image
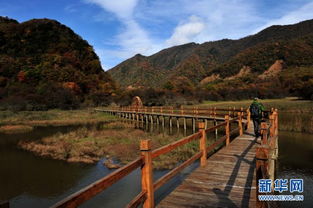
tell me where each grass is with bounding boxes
[197,97,313,133]
[18,121,199,169]
[0,109,117,127]
[0,125,33,134]
[199,97,313,112]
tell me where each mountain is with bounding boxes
[109,19,313,89]
[0,17,116,110]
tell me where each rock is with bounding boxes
[103,159,121,169]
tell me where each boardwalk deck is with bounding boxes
[157,123,259,208]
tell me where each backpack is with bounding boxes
[250,103,260,118]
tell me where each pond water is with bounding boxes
[0,122,312,207]
[0,122,200,208]
[276,131,313,208]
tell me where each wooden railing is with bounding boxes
[107,106,253,119]
[52,114,245,208]
[256,109,279,208]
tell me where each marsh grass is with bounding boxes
[279,112,313,133]
[18,121,200,169]
[0,109,117,127]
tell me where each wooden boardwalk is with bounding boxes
[52,107,278,208]
[157,123,259,208]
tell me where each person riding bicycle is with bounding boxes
[249,98,265,137]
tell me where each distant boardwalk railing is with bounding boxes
[103,106,249,118]
[52,107,278,208]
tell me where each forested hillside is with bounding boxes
[0,17,116,110]
[109,19,313,102]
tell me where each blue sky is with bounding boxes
[1,0,313,70]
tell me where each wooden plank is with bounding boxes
[51,157,143,208]
[126,191,146,208]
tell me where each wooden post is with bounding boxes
[162,116,165,129]
[214,120,218,140]
[169,117,172,129]
[181,106,184,115]
[256,146,269,208]
[140,140,154,208]
[183,118,186,131]
[238,112,243,136]
[274,109,278,136]
[192,118,196,133]
[225,115,230,146]
[261,122,268,145]
[176,117,179,129]
[269,114,275,137]
[199,122,207,167]
[214,107,217,118]
[247,108,251,129]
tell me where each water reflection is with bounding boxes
[277,131,313,208]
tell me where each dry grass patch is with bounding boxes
[0,125,33,134]
[18,122,200,169]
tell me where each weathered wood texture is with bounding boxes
[157,122,259,208]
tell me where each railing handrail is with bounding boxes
[97,106,250,119]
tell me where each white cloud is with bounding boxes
[84,0,139,19]
[166,15,205,46]
[84,0,161,66]
[83,0,313,69]
[253,1,313,33]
